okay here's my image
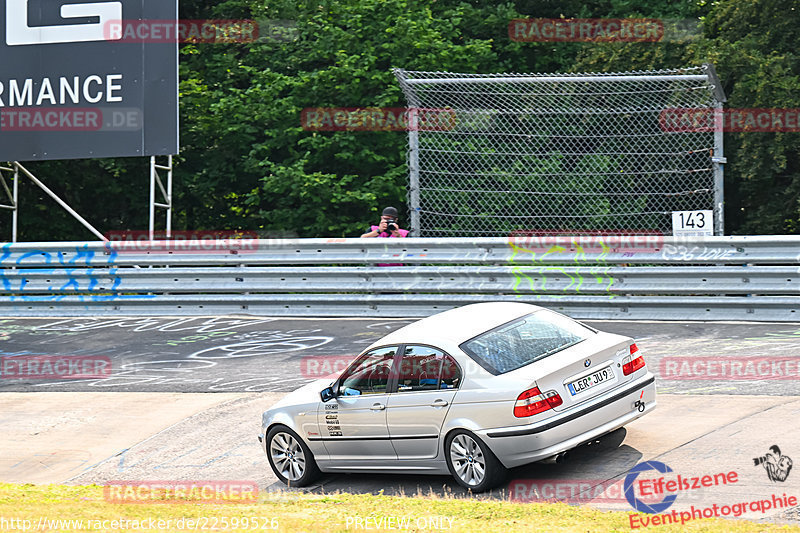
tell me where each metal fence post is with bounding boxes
[149,156,156,240]
[706,63,727,236]
[11,164,18,243]
[408,130,420,237]
[713,100,726,235]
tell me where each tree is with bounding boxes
[181,0,505,236]
[571,0,800,234]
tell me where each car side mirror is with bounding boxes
[320,386,337,402]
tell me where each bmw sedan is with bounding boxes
[259,302,655,492]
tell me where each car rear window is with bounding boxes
[460,310,593,375]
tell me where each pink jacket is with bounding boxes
[370,225,409,238]
[369,225,409,266]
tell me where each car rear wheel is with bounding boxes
[266,425,320,487]
[445,430,506,492]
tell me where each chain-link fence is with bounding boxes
[394,66,725,237]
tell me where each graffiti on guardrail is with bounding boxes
[661,244,737,262]
[507,234,610,299]
[0,267,123,299]
[506,231,662,298]
[0,237,796,320]
[0,243,127,302]
[0,242,116,266]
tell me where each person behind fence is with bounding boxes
[360,207,409,238]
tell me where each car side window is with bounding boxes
[440,354,461,389]
[338,346,397,396]
[396,345,461,392]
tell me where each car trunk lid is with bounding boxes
[506,331,636,412]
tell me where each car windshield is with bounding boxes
[460,310,593,375]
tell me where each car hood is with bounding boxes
[269,378,335,412]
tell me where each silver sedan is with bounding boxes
[259,302,655,492]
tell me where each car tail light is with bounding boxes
[514,386,563,418]
[622,344,645,376]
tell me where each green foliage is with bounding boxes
[2,0,797,240]
[699,0,800,233]
[179,0,504,236]
[573,0,800,233]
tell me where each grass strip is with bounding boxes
[0,483,798,532]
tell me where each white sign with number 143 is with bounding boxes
[672,210,713,236]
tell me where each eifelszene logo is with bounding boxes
[5,0,123,46]
[624,461,678,514]
[625,460,741,519]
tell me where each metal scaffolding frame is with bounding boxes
[149,155,174,239]
[1,157,175,242]
[0,164,18,242]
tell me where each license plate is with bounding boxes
[568,366,615,395]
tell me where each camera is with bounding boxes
[385,218,398,232]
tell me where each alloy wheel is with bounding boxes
[449,433,486,486]
[270,431,307,481]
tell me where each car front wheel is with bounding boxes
[445,430,506,492]
[266,425,320,487]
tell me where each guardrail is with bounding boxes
[0,236,798,321]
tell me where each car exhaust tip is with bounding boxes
[540,451,569,464]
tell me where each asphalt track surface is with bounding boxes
[1,316,799,394]
[2,316,800,526]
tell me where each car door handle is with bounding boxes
[370,403,385,411]
[431,399,449,407]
